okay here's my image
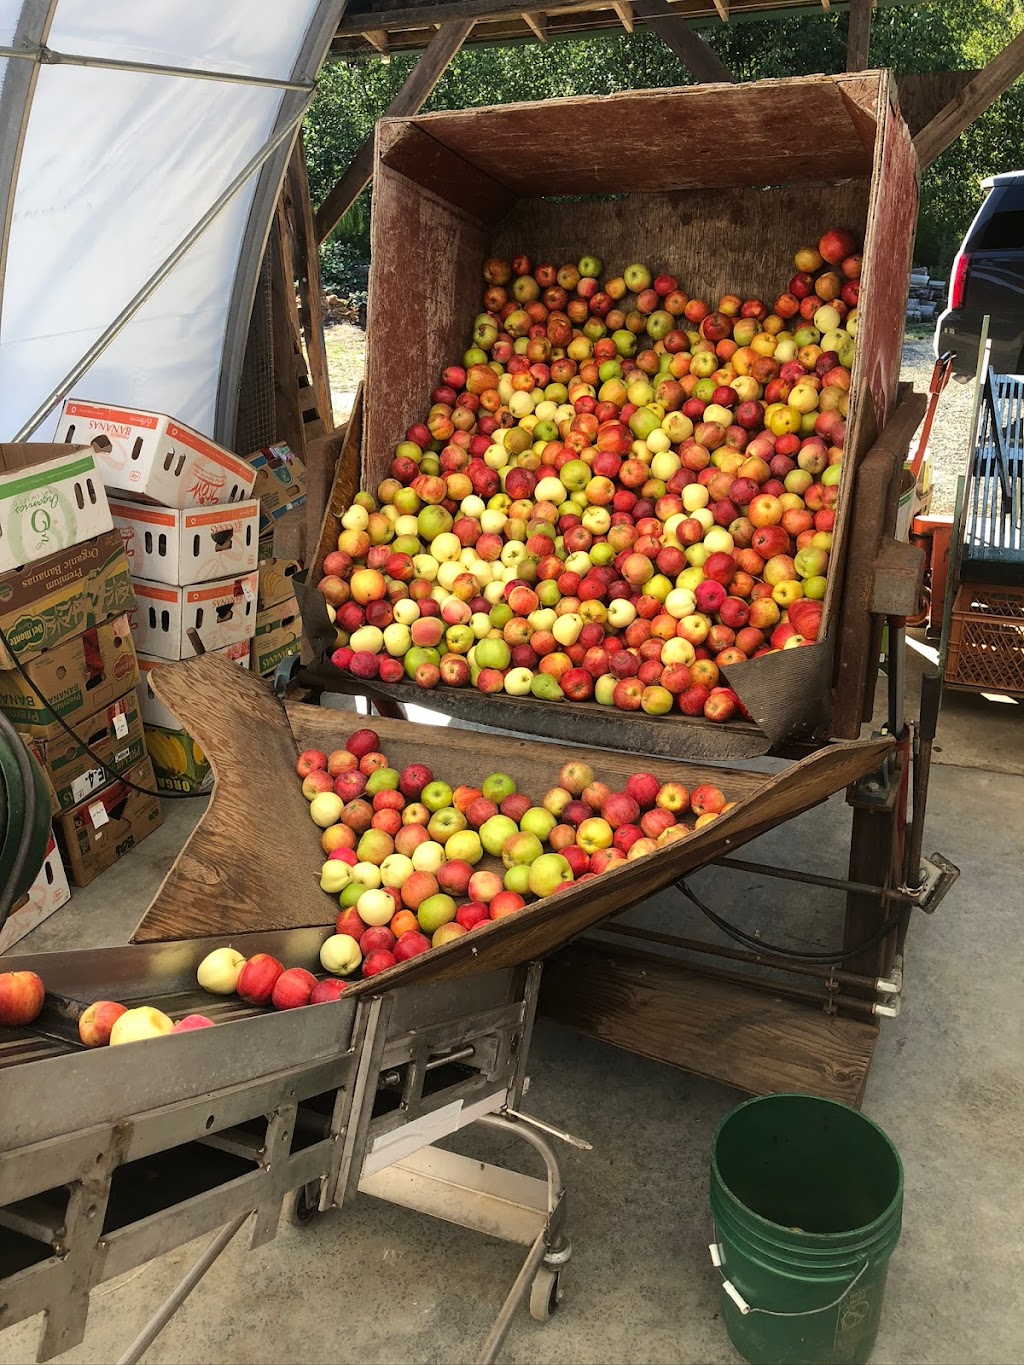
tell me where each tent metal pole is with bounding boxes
[0,0,60,335]
[213,0,350,447]
[0,44,315,91]
[11,90,316,444]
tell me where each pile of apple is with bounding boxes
[318,229,859,724]
[299,726,730,978]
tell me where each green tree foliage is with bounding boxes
[304,0,1024,293]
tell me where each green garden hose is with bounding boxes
[0,714,52,932]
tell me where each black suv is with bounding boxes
[935,170,1024,378]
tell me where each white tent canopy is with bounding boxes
[0,0,344,446]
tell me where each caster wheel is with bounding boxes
[290,1183,322,1226]
[530,1266,562,1322]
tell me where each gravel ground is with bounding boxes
[325,327,972,516]
[324,321,365,426]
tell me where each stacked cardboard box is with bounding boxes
[252,557,302,678]
[0,438,160,890]
[58,398,262,797]
[247,443,306,676]
[57,401,262,795]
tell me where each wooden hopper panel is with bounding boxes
[133,656,893,1000]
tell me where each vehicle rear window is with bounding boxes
[972,187,1024,250]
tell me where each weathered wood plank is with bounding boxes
[612,1,634,33]
[521,10,547,40]
[314,19,474,243]
[539,939,878,1106]
[286,133,333,433]
[270,213,308,461]
[913,29,1024,170]
[633,0,734,84]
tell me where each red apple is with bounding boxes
[310,979,347,1004]
[296,749,328,778]
[394,930,432,961]
[362,949,398,978]
[236,955,284,1006]
[78,999,127,1047]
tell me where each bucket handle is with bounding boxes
[709,1237,870,1318]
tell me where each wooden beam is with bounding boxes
[270,214,308,461]
[846,0,871,71]
[914,27,1024,169]
[612,0,634,31]
[521,11,548,41]
[286,133,334,432]
[633,0,734,84]
[315,18,473,243]
[364,28,390,59]
[713,0,729,20]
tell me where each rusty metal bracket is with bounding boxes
[871,539,926,616]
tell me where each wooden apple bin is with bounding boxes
[307,70,922,756]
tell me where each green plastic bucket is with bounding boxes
[710,1094,903,1365]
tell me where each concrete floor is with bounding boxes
[1,653,1022,1365]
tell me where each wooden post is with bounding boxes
[270,214,309,461]
[633,0,734,84]
[521,11,547,41]
[314,18,473,243]
[846,0,871,71]
[914,28,1024,169]
[612,2,634,34]
[286,133,334,432]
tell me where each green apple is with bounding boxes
[421,780,454,812]
[476,637,511,671]
[339,880,364,908]
[480,814,519,857]
[404,645,440,678]
[418,893,457,935]
[365,767,400,794]
[503,864,532,895]
[528,853,574,897]
[427,807,467,843]
[520,807,557,842]
[482,772,516,803]
[445,830,483,864]
[623,262,652,292]
[501,831,544,868]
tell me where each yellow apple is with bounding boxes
[197,947,246,994]
[110,1006,175,1045]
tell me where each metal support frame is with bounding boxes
[214,0,350,447]
[0,44,315,90]
[115,1215,251,1365]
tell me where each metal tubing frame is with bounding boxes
[0,0,60,328]
[114,1214,251,1365]
[213,0,349,447]
[597,921,888,991]
[11,91,316,442]
[712,855,918,905]
[0,44,314,90]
